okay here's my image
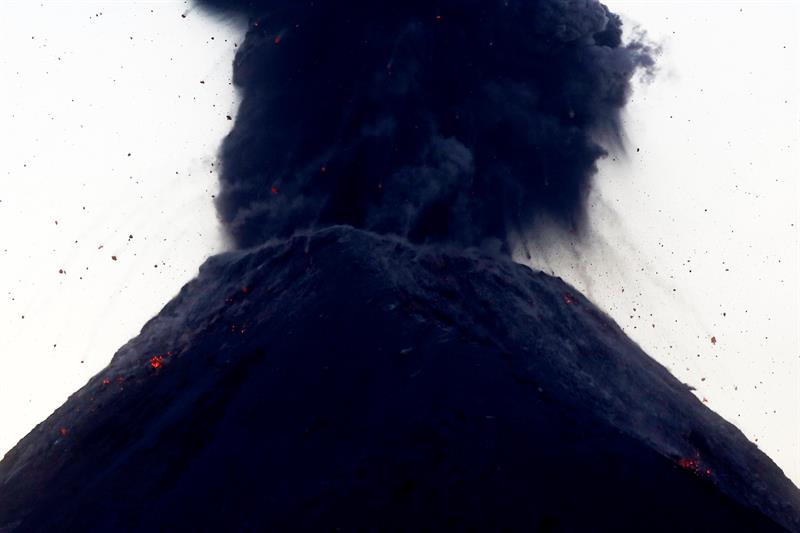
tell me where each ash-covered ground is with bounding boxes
[0,226,797,532]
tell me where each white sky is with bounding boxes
[0,1,798,485]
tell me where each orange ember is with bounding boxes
[677,457,713,478]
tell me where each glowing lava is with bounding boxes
[677,457,713,479]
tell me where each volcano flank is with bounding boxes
[0,227,798,531]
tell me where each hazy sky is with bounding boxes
[0,1,797,484]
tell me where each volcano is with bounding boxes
[0,226,797,531]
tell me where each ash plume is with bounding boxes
[198,0,654,251]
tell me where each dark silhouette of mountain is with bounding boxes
[0,226,798,532]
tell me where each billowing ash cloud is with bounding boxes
[198,0,654,251]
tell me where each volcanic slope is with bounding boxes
[0,226,798,532]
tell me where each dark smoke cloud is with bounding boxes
[197,0,654,251]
